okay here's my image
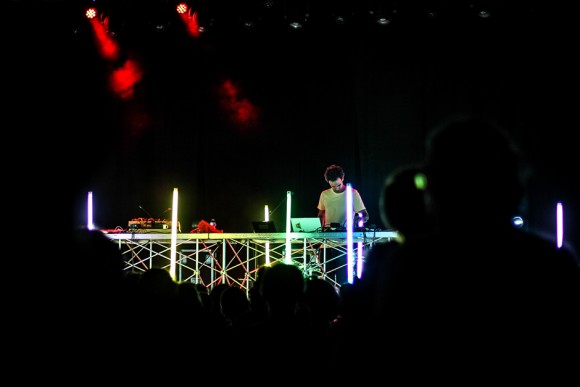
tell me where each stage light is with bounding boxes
[87,191,95,230]
[357,241,363,279]
[414,172,428,191]
[556,202,563,249]
[285,190,292,264]
[284,0,310,30]
[346,183,354,284]
[369,1,396,26]
[470,0,493,19]
[85,7,98,20]
[478,10,491,18]
[70,2,533,38]
[289,21,303,29]
[265,205,271,265]
[237,0,267,31]
[176,2,201,38]
[376,17,390,25]
[512,216,524,228]
[427,11,438,20]
[170,187,179,280]
[176,2,189,14]
[328,0,356,26]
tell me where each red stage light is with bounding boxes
[85,7,97,19]
[176,3,189,14]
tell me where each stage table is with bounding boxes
[104,230,398,291]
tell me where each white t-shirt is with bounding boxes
[317,187,366,227]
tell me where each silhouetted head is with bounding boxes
[303,277,340,323]
[425,118,526,229]
[139,268,177,299]
[380,165,431,239]
[260,262,305,308]
[72,228,126,286]
[209,283,231,313]
[220,286,250,322]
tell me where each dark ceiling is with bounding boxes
[5,1,550,37]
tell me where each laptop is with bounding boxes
[291,217,322,232]
[251,220,277,233]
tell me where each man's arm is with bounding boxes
[358,209,370,224]
[317,209,325,228]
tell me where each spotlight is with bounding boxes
[176,2,189,14]
[512,216,524,228]
[478,10,491,18]
[376,17,390,26]
[243,20,255,29]
[85,7,97,19]
[369,1,397,26]
[289,21,303,29]
[284,0,309,30]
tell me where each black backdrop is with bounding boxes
[8,1,578,252]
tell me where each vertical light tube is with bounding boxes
[87,191,95,230]
[357,241,363,279]
[346,184,354,284]
[556,202,563,249]
[285,190,292,264]
[265,204,270,265]
[356,212,364,278]
[170,188,179,280]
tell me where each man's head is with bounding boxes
[324,164,346,193]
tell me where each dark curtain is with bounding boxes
[8,1,576,251]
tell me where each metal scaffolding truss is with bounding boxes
[104,231,398,291]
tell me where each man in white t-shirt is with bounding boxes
[316,164,369,286]
[317,164,369,229]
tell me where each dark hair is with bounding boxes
[324,164,345,182]
[380,165,431,237]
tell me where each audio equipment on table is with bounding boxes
[128,218,181,232]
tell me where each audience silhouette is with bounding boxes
[220,285,251,329]
[227,263,312,370]
[332,163,434,358]
[355,117,580,377]
[232,265,270,330]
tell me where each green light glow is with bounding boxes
[414,173,428,191]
